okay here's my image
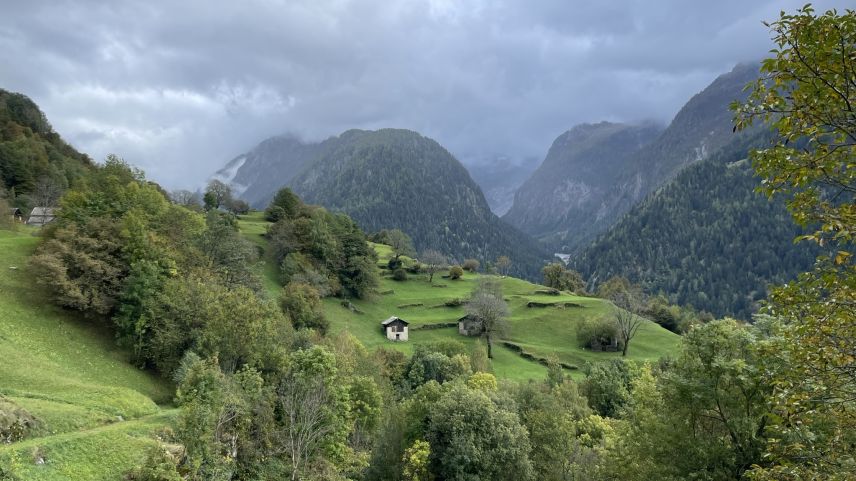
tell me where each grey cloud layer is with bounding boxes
[0,0,847,188]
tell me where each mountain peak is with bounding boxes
[213,128,548,278]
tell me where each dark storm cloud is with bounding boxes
[0,0,849,187]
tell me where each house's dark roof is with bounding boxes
[382,316,408,326]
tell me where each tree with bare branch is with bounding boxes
[420,249,447,283]
[275,346,348,481]
[608,285,645,356]
[171,189,202,208]
[31,176,63,207]
[467,277,510,359]
[495,255,511,277]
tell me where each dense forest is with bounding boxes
[0,89,92,211]
[573,131,819,319]
[504,63,759,252]
[287,128,549,279]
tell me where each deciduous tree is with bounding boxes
[420,249,447,283]
[733,7,856,479]
[466,277,510,359]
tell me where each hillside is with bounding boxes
[0,229,174,480]
[238,212,681,381]
[223,129,549,279]
[211,134,322,208]
[504,63,759,252]
[572,131,818,319]
[503,122,662,248]
[0,89,92,210]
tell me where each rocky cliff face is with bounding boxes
[503,121,662,250]
[503,63,759,252]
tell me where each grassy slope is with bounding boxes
[0,228,175,481]
[239,213,680,381]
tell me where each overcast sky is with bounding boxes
[1,0,848,189]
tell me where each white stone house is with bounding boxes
[382,316,409,341]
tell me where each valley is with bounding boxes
[1,4,853,480]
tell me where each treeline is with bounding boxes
[124,313,803,481]
[0,89,92,211]
[573,131,818,319]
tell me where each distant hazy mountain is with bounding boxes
[572,130,818,320]
[504,63,760,252]
[467,156,539,216]
[215,128,548,279]
[211,134,323,208]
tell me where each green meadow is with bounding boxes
[239,213,681,381]
[0,228,175,481]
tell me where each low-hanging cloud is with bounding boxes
[1,0,848,188]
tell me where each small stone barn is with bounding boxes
[382,316,409,341]
[458,314,482,337]
[27,207,57,227]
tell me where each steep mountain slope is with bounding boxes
[572,131,818,320]
[287,129,548,279]
[211,134,322,208]
[0,89,92,208]
[503,122,662,248]
[504,63,759,251]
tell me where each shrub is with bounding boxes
[280,282,329,333]
[125,446,182,481]
[0,398,39,443]
[462,259,480,272]
[576,317,619,350]
[581,359,638,417]
[265,205,286,222]
[449,265,464,280]
[392,268,408,281]
[407,262,423,274]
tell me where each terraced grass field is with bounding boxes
[0,228,175,480]
[239,213,681,381]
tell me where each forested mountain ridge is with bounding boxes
[288,128,548,279]
[572,130,818,319]
[0,89,92,209]
[502,121,662,248]
[504,63,760,252]
[217,128,549,279]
